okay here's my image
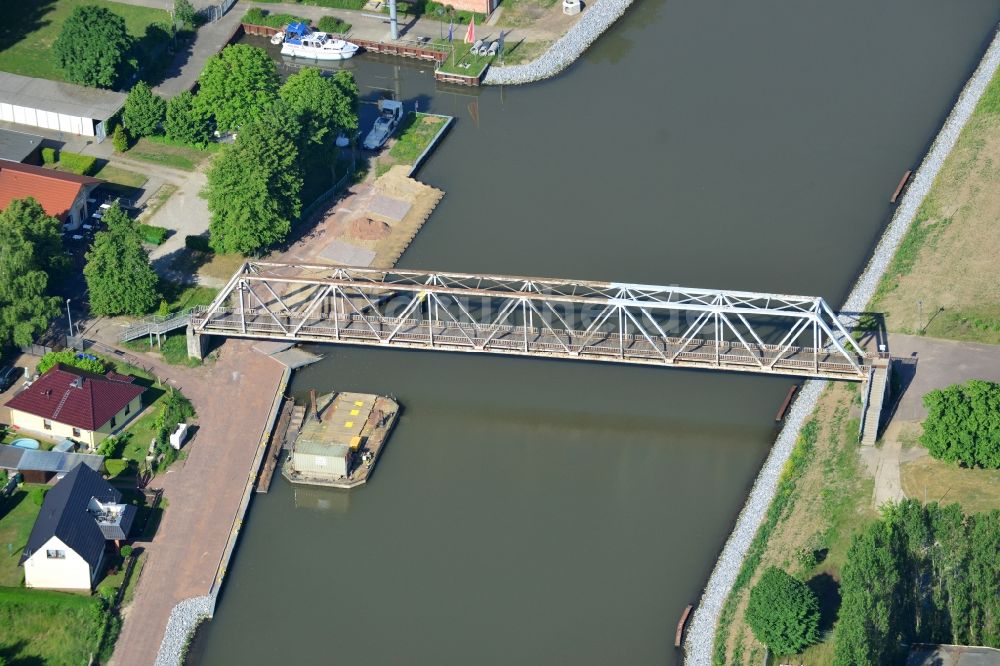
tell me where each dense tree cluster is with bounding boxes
[84,204,161,316]
[53,5,132,88]
[744,566,820,656]
[0,198,66,349]
[200,48,359,255]
[834,500,1000,665]
[196,45,280,134]
[921,380,1000,468]
[204,107,303,255]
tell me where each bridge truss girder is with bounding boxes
[190,262,872,380]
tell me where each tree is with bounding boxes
[331,70,360,134]
[37,350,108,375]
[120,544,134,559]
[279,67,349,150]
[0,198,64,348]
[165,91,212,146]
[920,380,1000,468]
[113,124,130,152]
[123,82,166,138]
[84,204,161,316]
[174,0,197,28]
[745,566,820,656]
[53,5,131,88]
[195,44,279,133]
[204,106,302,255]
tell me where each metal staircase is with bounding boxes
[860,359,890,445]
[120,306,205,342]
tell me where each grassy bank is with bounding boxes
[872,68,1000,343]
[373,112,449,177]
[714,383,875,664]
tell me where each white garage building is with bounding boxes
[0,72,126,141]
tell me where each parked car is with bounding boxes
[0,366,19,392]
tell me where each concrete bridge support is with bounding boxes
[187,324,207,361]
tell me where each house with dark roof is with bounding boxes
[20,463,135,591]
[5,364,145,450]
[0,161,102,231]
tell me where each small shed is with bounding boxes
[0,444,104,484]
[0,128,44,164]
[291,440,351,479]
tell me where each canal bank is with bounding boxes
[685,22,1000,664]
[187,0,1000,663]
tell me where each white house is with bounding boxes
[20,464,135,591]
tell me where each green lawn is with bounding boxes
[0,490,42,587]
[388,113,448,165]
[0,0,171,82]
[160,283,219,313]
[434,39,496,76]
[0,587,107,664]
[127,136,219,172]
[94,163,148,189]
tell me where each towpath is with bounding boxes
[107,339,285,666]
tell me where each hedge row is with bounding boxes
[243,8,310,29]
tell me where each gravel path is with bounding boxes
[483,0,634,85]
[683,23,1000,665]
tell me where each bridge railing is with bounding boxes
[121,306,207,342]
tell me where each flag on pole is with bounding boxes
[464,17,475,44]
[447,20,454,42]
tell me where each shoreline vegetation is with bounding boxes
[708,33,1000,666]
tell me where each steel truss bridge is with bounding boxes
[186,262,876,381]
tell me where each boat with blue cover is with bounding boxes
[278,22,360,61]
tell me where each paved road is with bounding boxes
[109,340,284,666]
[888,333,1000,421]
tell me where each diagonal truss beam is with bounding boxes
[190,262,876,381]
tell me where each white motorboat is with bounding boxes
[279,22,360,61]
[362,100,404,150]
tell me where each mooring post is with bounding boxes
[186,324,206,361]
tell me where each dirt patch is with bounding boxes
[874,108,1000,343]
[348,217,391,241]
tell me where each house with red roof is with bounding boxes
[5,364,145,449]
[0,161,102,231]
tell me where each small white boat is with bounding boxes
[270,31,284,45]
[363,100,404,150]
[279,22,359,61]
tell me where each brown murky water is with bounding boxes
[188,1,1000,663]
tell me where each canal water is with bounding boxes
[188,1,999,663]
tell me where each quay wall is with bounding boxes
[683,23,1000,663]
[483,0,635,85]
[154,363,292,666]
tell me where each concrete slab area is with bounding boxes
[368,193,412,221]
[318,239,377,265]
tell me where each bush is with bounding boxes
[137,223,169,245]
[41,147,57,164]
[112,125,129,153]
[37,350,109,376]
[301,0,366,9]
[920,380,1000,468]
[58,151,98,176]
[745,566,820,656]
[119,545,133,559]
[317,16,351,33]
[184,235,213,253]
[30,487,49,506]
[242,8,310,29]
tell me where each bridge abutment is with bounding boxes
[187,325,207,361]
